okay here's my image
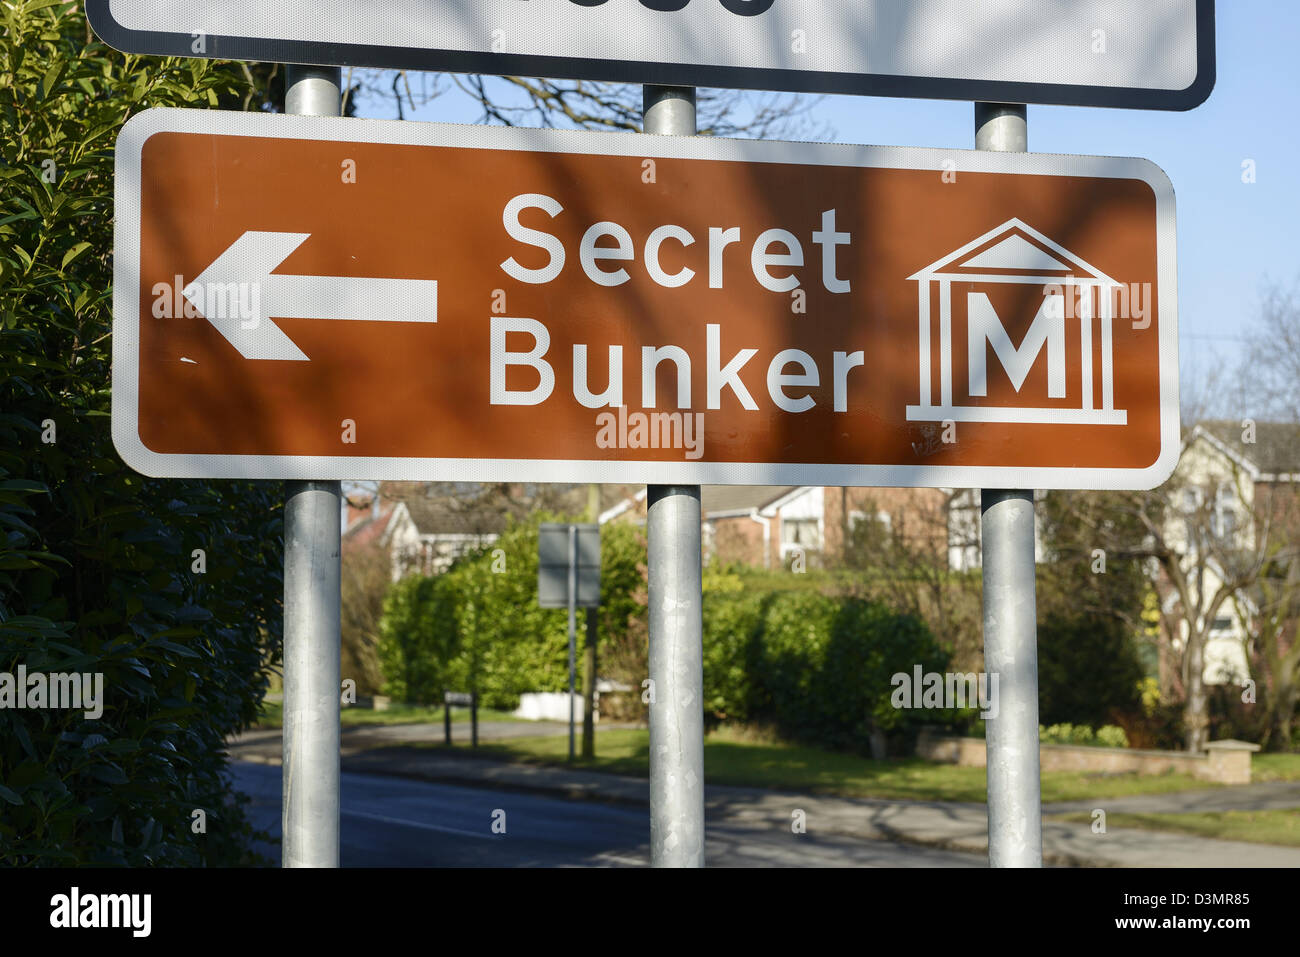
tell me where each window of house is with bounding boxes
[1211,616,1233,633]
[782,517,821,550]
[1211,483,1240,539]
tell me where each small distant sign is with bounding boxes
[539,524,601,609]
[444,691,474,707]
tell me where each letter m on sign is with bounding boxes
[967,292,1065,398]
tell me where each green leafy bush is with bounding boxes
[1,1,282,865]
[704,589,950,754]
[379,527,948,756]
[701,590,765,725]
[1039,723,1130,748]
[1095,725,1130,748]
[1037,612,1144,728]
[375,574,459,706]
[1040,723,1094,745]
[377,517,646,710]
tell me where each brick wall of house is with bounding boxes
[823,486,950,563]
[703,487,954,572]
[1257,481,1300,540]
[710,515,771,568]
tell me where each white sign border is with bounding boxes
[113,108,1180,491]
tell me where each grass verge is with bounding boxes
[254,700,523,729]
[1251,752,1300,782]
[476,726,1219,804]
[1048,809,1300,847]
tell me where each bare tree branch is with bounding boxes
[346,68,830,141]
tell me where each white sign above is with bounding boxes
[88,0,1214,110]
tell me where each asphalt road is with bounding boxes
[231,762,984,867]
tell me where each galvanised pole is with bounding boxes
[976,101,1043,869]
[644,86,705,868]
[568,524,577,762]
[281,65,343,869]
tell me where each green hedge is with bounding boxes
[374,574,460,707]
[381,531,951,755]
[377,517,645,710]
[1,2,281,865]
[703,589,952,753]
[1037,611,1144,727]
[1039,723,1130,748]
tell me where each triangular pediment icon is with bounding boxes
[908,218,1119,285]
[961,233,1071,271]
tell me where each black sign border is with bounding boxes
[87,0,1215,111]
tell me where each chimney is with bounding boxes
[345,493,374,532]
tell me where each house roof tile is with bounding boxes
[700,486,802,516]
[1196,420,1300,475]
[379,482,644,535]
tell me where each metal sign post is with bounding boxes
[443,691,478,747]
[976,102,1043,869]
[538,523,601,761]
[281,65,343,869]
[644,86,706,869]
[568,524,577,761]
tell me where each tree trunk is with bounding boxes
[840,487,849,565]
[582,608,597,758]
[1272,678,1297,751]
[1158,612,1181,700]
[1184,632,1209,752]
[583,485,600,758]
[867,720,888,760]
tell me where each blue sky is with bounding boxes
[374,1,1298,416]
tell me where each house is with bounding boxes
[1163,420,1300,685]
[704,485,954,570]
[944,487,1049,572]
[930,420,1300,691]
[342,486,503,579]
[700,486,807,570]
[345,481,642,580]
[597,484,951,570]
[343,492,396,551]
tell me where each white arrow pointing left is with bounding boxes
[181,231,438,361]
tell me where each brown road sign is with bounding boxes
[113,109,1179,489]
